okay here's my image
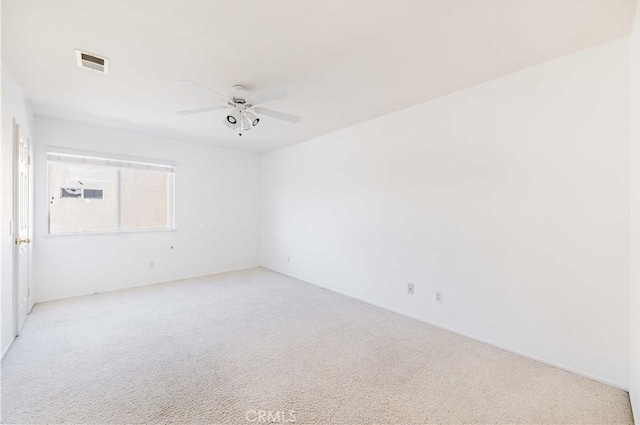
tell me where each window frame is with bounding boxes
[46,148,177,236]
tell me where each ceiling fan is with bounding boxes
[176,80,300,136]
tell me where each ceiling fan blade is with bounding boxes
[254,107,300,123]
[175,105,228,115]
[249,89,286,105]
[179,79,228,101]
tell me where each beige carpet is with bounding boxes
[0,267,633,424]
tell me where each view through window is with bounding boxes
[48,151,175,234]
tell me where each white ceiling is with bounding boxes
[2,0,636,153]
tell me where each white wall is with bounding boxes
[1,64,34,357]
[262,38,631,389]
[33,117,261,302]
[629,1,640,422]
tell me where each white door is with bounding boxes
[14,119,30,335]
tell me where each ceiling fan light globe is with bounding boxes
[223,109,241,130]
[245,111,260,127]
[240,114,252,132]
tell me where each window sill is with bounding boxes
[44,228,177,237]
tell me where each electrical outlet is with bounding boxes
[407,283,414,294]
[150,261,155,269]
[436,291,443,303]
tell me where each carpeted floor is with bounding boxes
[0,267,633,424]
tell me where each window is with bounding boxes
[47,150,175,234]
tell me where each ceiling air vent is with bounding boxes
[76,50,109,74]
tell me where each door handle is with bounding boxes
[15,238,31,245]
